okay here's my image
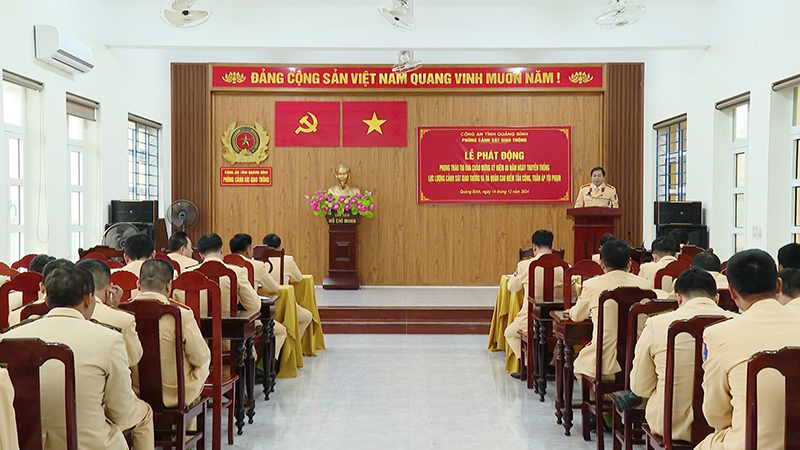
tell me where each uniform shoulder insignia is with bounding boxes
[606,184,616,189]
[168,299,192,310]
[580,183,591,188]
[110,305,135,316]
[90,319,122,333]
[2,315,43,333]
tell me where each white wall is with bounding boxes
[0,2,171,260]
[643,0,800,261]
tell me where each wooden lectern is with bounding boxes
[566,207,623,263]
[323,214,361,290]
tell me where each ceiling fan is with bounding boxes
[379,0,417,31]
[160,0,212,29]
[595,0,646,29]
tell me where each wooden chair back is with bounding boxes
[716,289,739,313]
[78,245,124,261]
[596,287,658,383]
[110,270,139,303]
[526,253,570,303]
[191,247,203,263]
[677,253,694,264]
[195,261,239,317]
[630,259,640,275]
[564,259,604,309]
[664,315,731,446]
[720,260,728,275]
[20,301,50,322]
[11,254,37,271]
[554,248,566,261]
[0,338,79,449]
[154,253,181,274]
[654,260,692,290]
[223,254,255,288]
[0,272,43,330]
[0,262,19,278]
[253,245,285,285]
[745,346,800,450]
[519,247,534,261]
[171,272,223,447]
[624,299,678,389]
[630,247,647,265]
[680,245,707,258]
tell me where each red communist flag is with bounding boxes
[342,101,407,147]
[275,101,340,147]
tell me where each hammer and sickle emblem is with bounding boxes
[295,111,318,134]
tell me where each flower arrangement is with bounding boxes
[305,190,376,219]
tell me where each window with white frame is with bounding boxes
[3,80,26,263]
[66,93,99,261]
[128,115,160,201]
[791,86,800,243]
[731,102,749,253]
[654,116,687,201]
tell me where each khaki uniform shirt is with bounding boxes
[178,257,261,318]
[167,252,198,273]
[630,297,736,441]
[698,299,800,450]
[507,253,565,302]
[91,297,143,368]
[130,292,210,408]
[1,307,134,450]
[0,367,18,450]
[574,183,619,208]
[709,271,729,291]
[268,255,304,285]
[242,255,280,295]
[639,255,678,288]
[569,270,653,379]
[7,290,44,321]
[113,259,146,277]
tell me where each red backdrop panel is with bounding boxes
[417,126,572,204]
[342,101,407,147]
[275,101,340,147]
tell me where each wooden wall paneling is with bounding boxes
[210,92,602,285]
[171,63,213,240]
[605,63,645,247]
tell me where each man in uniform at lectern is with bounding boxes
[575,166,619,208]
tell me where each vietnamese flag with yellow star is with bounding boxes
[275,101,340,147]
[342,101,407,147]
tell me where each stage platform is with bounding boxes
[315,286,496,335]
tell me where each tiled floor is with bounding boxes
[315,286,498,307]
[226,334,610,449]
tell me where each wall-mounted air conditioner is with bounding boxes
[34,25,95,74]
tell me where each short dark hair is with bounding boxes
[778,268,800,299]
[124,233,155,260]
[599,233,615,247]
[692,251,721,272]
[45,265,94,308]
[591,166,606,177]
[601,240,630,271]
[76,259,111,293]
[673,268,717,299]
[652,237,677,256]
[778,243,800,269]
[42,259,74,282]
[726,249,778,298]
[139,259,174,292]
[168,231,190,253]
[229,233,253,255]
[29,254,55,274]
[262,233,282,249]
[197,233,224,255]
[668,229,690,246]
[532,230,554,249]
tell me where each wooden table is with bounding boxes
[550,310,593,436]
[200,312,259,435]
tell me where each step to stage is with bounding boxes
[319,306,493,334]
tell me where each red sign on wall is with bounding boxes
[220,167,272,186]
[417,127,572,204]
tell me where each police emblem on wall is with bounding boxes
[221,122,270,164]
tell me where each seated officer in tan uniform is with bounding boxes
[504,229,565,377]
[7,258,73,327]
[692,251,728,290]
[564,240,653,381]
[0,367,18,450]
[262,233,305,285]
[131,259,210,409]
[778,268,800,308]
[574,166,619,208]
[114,233,155,277]
[592,233,616,264]
[230,233,312,341]
[167,231,198,273]
[1,264,154,450]
[7,253,53,312]
[698,249,800,450]
[777,242,800,270]
[624,269,736,441]
[638,237,679,287]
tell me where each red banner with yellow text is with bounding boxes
[213,66,603,90]
[220,167,272,186]
[417,127,572,204]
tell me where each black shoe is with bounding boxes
[510,372,522,379]
[589,414,596,432]
[612,390,643,412]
